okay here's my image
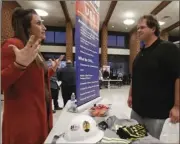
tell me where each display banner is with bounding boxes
[75,0,100,106]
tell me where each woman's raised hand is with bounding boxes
[9,35,41,67]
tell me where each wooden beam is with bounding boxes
[162,21,180,32]
[12,1,21,7]
[130,1,172,34]
[103,1,117,26]
[150,1,172,15]
[60,1,72,24]
[2,1,21,8]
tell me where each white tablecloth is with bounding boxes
[44,97,104,143]
[44,96,179,144]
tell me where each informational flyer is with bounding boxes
[75,1,100,106]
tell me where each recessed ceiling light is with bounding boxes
[123,19,135,25]
[112,25,114,28]
[159,21,165,26]
[35,9,48,17]
[125,12,134,18]
[162,16,171,20]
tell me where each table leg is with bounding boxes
[108,81,110,89]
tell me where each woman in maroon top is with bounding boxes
[1,8,63,144]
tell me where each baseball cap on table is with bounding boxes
[57,115,104,143]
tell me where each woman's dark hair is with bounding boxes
[139,14,160,37]
[12,8,47,68]
[12,7,37,45]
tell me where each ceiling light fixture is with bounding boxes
[123,19,135,25]
[159,21,165,26]
[35,9,48,17]
[125,12,134,18]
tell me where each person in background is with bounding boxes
[50,66,62,113]
[103,68,110,88]
[117,72,123,79]
[99,68,103,89]
[117,72,123,87]
[127,14,180,139]
[103,68,110,79]
[57,60,76,107]
[1,8,64,144]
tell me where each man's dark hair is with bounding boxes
[139,14,160,37]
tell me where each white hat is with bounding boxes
[57,115,104,143]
